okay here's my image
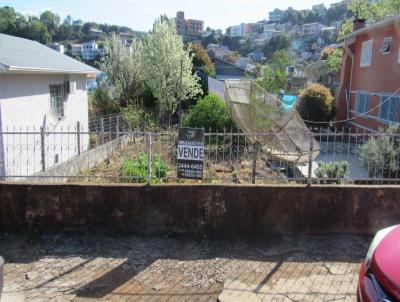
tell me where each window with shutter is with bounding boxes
[360,39,373,67]
[355,92,369,114]
[379,96,400,123]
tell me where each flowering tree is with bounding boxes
[140,16,201,125]
[101,33,143,107]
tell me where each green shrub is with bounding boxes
[184,93,234,132]
[327,49,343,73]
[190,43,216,77]
[358,128,399,178]
[297,83,335,123]
[315,161,348,183]
[88,85,119,117]
[121,105,157,130]
[119,153,169,182]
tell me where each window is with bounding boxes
[380,37,392,54]
[379,95,400,123]
[355,92,369,114]
[360,39,373,67]
[50,84,65,119]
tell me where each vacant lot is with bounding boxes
[1,233,370,301]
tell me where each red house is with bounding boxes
[336,16,400,133]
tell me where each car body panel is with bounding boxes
[371,226,400,300]
[358,225,400,302]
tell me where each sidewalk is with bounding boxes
[0,233,370,301]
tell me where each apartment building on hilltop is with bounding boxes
[175,11,204,41]
[82,42,100,61]
[268,9,284,23]
[230,23,252,38]
[302,23,325,39]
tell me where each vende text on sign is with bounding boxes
[177,145,204,160]
[177,128,204,180]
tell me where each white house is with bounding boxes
[0,33,98,179]
[71,44,83,57]
[82,41,100,61]
[230,23,251,38]
[302,23,325,38]
[262,30,285,41]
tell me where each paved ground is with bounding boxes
[0,233,371,301]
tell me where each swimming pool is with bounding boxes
[282,95,298,113]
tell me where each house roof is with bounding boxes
[344,15,400,40]
[0,33,99,74]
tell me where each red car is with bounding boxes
[358,225,400,302]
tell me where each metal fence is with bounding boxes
[1,128,399,184]
[88,113,125,133]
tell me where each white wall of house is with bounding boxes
[82,42,99,60]
[0,73,90,178]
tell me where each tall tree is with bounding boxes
[190,43,215,77]
[262,35,291,59]
[140,16,201,124]
[24,16,51,44]
[39,10,60,34]
[256,50,292,94]
[101,33,143,107]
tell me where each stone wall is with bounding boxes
[1,184,399,235]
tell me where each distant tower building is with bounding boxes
[176,11,186,36]
[175,11,204,41]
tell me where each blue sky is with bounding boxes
[2,0,340,31]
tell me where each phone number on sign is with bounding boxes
[178,163,203,170]
[180,170,203,178]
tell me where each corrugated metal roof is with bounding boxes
[0,33,99,74]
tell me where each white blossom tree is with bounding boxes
[101,33,143,107]
[140,16,202,125]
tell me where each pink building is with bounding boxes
[336,16,400,133]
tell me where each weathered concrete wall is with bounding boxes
[32,136,130,181]
[0,184,399,235]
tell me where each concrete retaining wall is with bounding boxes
[33,136,130,181]
[1,184,399,235]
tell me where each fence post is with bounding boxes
[40,126,46,171]
[307,132,314,186]
[100,117,104,145]
[251,142,258,184]
[76,121,81,156]
[116,115,120,139]
[147,132,152,184]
